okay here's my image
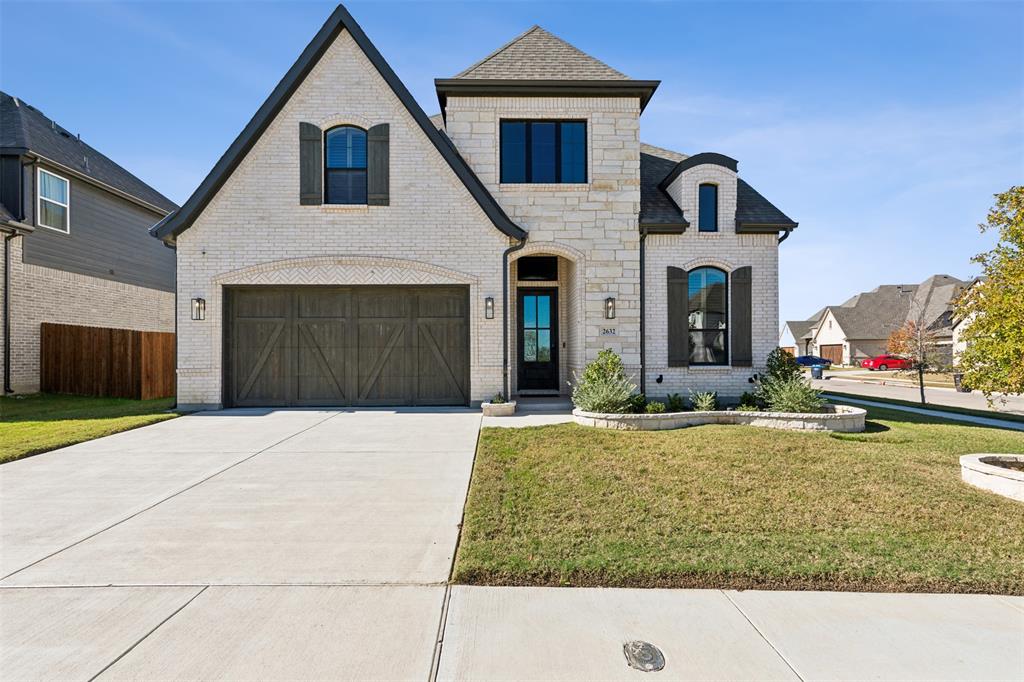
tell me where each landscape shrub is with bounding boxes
[758,374,825,413]
[765,347,802,382]
[665,393,685,412]
[689,390,718,412]
[627,393,648,414]
[738,391,761,409]
[645,401,666,414]
[570,349,637,413]
[490,392,506,404]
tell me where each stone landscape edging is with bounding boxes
[573,404,867,433]
[960,454,1024,502]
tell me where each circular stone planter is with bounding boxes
[573,404,866,433]
[481,401,516,417]
[960,454,1024,502]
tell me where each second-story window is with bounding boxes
[324,125,367,204]
[500,120,586,184]
[698,183,718,232]
[38,168,70,233]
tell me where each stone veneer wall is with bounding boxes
[173,29,511,409]
[444,96,642,378]
[644,163,779,399]
[1,237,174,392]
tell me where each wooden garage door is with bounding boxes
[819,344,844,365]
[225,286,469,407]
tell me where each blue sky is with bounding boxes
[2,1,1021,324]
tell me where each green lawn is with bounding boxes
[0,394,178,464]
[455,407,1024,594]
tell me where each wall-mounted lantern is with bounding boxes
[191,297,206,321]
[605,296,616,320]
[484,297,495,319]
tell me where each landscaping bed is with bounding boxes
[454,405,1024,594]
[0,394,178,464]
[573,404,866,432]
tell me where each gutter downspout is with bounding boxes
[3,232,14,393]
[502,235,527,400]
[778,228,793,244]
[639,225,647,395]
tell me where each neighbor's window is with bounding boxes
[500,120,586,184]
[688,267,727,364]
[324,125,367,204]
[698,183,718,232]
[38,168,70,233]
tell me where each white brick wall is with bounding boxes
[643,160,779,401]
[174,29,510,408]
[1,236,174,392]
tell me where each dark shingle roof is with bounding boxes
[453,26,630,81]
[785,319,817,341]
[639,143,797,233]
[640,151,686,229]
[736,179,798,231]
[0,91,176,213]
[817,277,966,341]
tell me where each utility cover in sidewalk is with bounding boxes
[623,640,665,672]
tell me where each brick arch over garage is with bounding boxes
[213,255,480,286]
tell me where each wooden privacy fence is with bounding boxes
[40,323,175,400]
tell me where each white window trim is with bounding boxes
[37,168,70,234]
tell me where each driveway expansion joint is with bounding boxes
[87,585,209,681]
[722,590,806,681]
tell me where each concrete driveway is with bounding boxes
[0,408,481,679]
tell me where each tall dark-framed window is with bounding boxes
[324,125,367,204]
[500,120,587,184]
[688,267,727,364]
[698,183,718,232]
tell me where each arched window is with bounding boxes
[698,183,718,232]
[324,126,367,204]
[688,267,727,364]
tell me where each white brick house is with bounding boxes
[152,5,798,410]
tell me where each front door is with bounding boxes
[517,289,558,392]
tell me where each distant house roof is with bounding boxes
[785,319,817,342]
[811,275,968,342]
[151,5,526,243]
[452,25,630,81]
[0,91,176,214]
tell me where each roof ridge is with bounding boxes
[452,23,628,80]
[453,25,542,78]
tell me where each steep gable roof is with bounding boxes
[453,25,630,81]
[1,91,176,214]
[639,151,687,230]
[151,4,525,243]
[785,319,817,341]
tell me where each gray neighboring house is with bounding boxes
[792,274,967,366]
[1,92,177,393]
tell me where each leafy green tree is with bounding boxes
[955,186,1024,398]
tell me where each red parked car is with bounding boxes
[861,354,913,371]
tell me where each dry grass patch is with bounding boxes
[455,407,1024,594]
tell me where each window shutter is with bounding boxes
[667,266,689,367]
[299,122,322,205]
[367,123,390,206]
[731,266,753,367]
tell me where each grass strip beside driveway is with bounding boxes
[825,390,1024,424]
[455,407,1024,594]
[0,394,178,464]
